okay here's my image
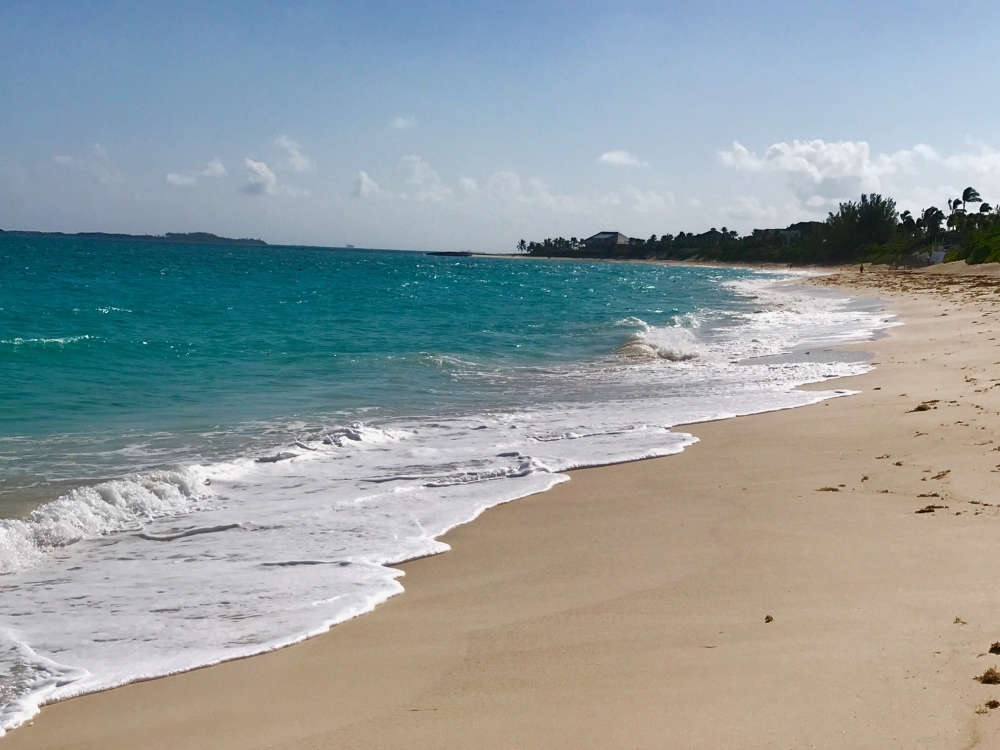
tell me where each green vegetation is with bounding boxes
[518,187,1000,266]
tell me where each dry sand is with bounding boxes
[9,264,1000,748]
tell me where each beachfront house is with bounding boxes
[583,232,631,251]
[757,222,824,247]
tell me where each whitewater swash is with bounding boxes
[0,238,895,734]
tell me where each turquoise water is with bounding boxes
[0,234,893,734]
[1,236,737,504]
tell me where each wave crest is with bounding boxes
[0,469,211,576]
[0,336,95,347]
[616,321,704,362]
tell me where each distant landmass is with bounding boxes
[0,229,267,246]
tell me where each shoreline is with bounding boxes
[0,272,877,734]
[0,266,874,723]
[8,265,1000,747]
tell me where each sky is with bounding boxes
[2,0,1000,252]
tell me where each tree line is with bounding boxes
[517,187,1000,266]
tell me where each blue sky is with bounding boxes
[2,0,1000,251]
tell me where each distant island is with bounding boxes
[517,187,1000,267]
[0,229,267,246]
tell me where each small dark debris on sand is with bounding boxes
[918,492,940,498]
[990,642,1000,655]
[956,617,968,625]
[988,700,1000,710]
[931,470,952,480]
[978,666,1000,685]
[916,505,947,514]
[764,615,773,623]
[816,487,840,492]
[910,404,932,412]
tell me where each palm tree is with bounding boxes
[920,206,945,238]
[962,187,982,213]
[901,210,916,233]
[517,239,527,254]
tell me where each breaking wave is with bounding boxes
[615,315,706,362]
[0,469,211,575]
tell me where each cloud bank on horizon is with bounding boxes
[1,1,999,251]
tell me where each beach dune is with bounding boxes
[8,267,1000,748]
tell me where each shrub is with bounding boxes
[965,226,1000,265]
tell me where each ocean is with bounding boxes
[0,235,893,732]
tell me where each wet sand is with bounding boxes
[8,264,1000,749]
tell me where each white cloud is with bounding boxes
[717,142,760,171]
[713,138,1000,228]
[166,159,226,187]
[484,170,522,200]
[719,139,935,207]
[167,173,197,186]
[199,158,226,178]
[400,155,452,201]
[627,187,674,213]
[242,158,279,195]
[390,116,416,130]
[944,142,1000,175]
[353,170,386,198]
[722,196,779,223]
[471,171,581,212]
[275,135,313,172]
[51,149,122,184]
[241,158,309,197]
[598,150,647,168]
[350,159,587,215]
[352,158,456,202]
[527,178,580,212]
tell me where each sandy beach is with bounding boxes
[8,264,1000,749]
